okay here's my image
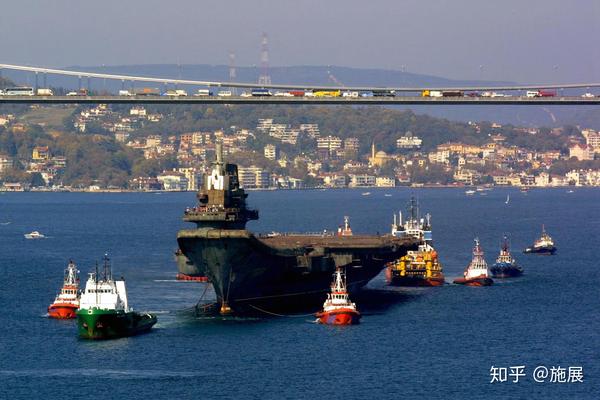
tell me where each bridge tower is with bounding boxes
[258,33,271,86]
[229,51,237,94]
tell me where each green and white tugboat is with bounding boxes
[76,254,157,340]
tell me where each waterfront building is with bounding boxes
[238,166,270,189]
[349,174,376,187]
[376,176,396,187]
[157,171,189,191]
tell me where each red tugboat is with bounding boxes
[48,260,81,319]
[315,267,361,325]
[453,239,494,286]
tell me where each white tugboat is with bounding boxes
[524,225,557,255]
[48,260,80,319]
[337,216,353,236]
[315,267,361,325]
[76,254,157,339]
[453,238,494,286]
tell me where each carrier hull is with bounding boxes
[178,228,416,315]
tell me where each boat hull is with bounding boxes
[175,250,207,279]
[453,276,494,286]
[48,303,78,319]
[178,228,415,315]
[176,273,209,282]
[387,275,445,287]
[316,309,361,325]
[76,309,157,340]
[490,265,523,278]
[524,246,556,255]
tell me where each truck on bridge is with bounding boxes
[314,90,341,97]
[134,88,160,96]
[526,90,556,97]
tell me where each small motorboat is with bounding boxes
[24,231,45,239]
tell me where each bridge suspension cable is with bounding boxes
[1,63,600,92]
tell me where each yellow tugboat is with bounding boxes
[386,198,445,286]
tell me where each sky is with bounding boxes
[1,0,599,84]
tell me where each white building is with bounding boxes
[317,136,343,152]
[264,144,277,160]
[0,156,13,173]
[177,167,202,191]
[348,174,376,187]
[157,171,189,191]
[238,166,270,189]
[396,133,422,149]
[376,177,396,187]
[569,144,594,161]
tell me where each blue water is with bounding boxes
[0,188,598,399]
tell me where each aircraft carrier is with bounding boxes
[177,143,417,315]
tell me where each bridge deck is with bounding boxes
[1,95,598,105]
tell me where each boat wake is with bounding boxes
[0,221,10,225]
[0,368,207,379]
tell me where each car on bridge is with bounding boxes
[164,89,188,97]
[251,89,273,96]
[194,89,213,96]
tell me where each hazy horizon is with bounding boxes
[1,0,599,84]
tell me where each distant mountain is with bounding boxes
[2,64,598,128]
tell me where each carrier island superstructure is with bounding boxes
[177,143,417,315]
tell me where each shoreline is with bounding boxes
[0,185,596,193]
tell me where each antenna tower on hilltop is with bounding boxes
[258,33,272,86]
[229,51,237,94]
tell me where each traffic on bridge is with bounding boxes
[1,62,599,105]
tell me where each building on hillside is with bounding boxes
[316,135,342,159]
[582,130,600,152]
[32,146,50,161]
[264,144,277,160]
[146,135,162,147]
[299,123,320,138]
[396,132,422,149]
[130,107,147,117]
[0,156,13,173]
[569,144,594,161]
[368,142,393,167]
[114,132,130,143]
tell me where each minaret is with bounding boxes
[371,141,376,159]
